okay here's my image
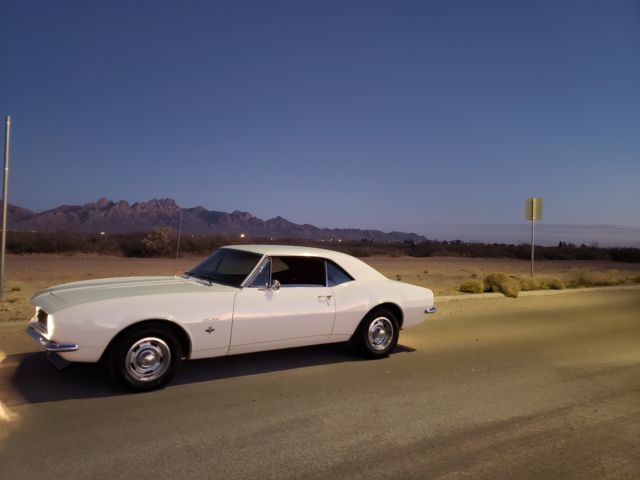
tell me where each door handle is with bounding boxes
[318,295,333,300]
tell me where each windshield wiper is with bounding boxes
[183,271,214,285]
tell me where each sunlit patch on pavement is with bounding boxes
[0,350,20,424]
[0,400,16,422]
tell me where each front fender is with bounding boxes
[36,291,236,363]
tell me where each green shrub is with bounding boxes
[460,280,483,294]
[484,272,519,298]
[519,277,541,291]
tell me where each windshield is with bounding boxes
[186,249,262,287]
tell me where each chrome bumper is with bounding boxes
[26,324,79,352]
[424,306,437,314]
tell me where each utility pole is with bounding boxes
[0,116,11,300]
[176,210,183,259]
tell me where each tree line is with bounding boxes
[6,228,640,263]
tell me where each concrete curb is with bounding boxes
[437,284,640,303]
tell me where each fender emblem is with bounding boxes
[205,326,215,334]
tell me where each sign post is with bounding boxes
[0,116,10,300]
[525,197,543,277]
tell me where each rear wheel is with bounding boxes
[353,309,399,358]
[107,324,182,392]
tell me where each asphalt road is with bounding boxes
[1,290,639,479]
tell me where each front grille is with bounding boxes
[37,309,48,332]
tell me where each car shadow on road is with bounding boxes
[2,343,416,405]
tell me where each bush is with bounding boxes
[519,277,541,291]
[542,277,566,290]
[565,269,626,288]
[484,272,519,298]
[142,227,174,257]
[484,272,510,293]
[460,280,483,294]
[501,281,520,298]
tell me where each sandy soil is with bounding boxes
[366,255,640,291]
[1,253,639,325]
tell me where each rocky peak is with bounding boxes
[7,197,426,242]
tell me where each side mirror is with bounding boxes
[271,279,281,291]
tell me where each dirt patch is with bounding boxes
[2,253,639,325]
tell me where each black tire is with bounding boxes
[107,324,183,392]
[352,308,400,358]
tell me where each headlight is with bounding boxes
[34,307,55,338]
[47,314,55,338]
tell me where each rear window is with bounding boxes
[326,260,354,286]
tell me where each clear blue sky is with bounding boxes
[1,0,639,234]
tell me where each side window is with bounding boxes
[249,258,271,287]
[326,260,354,287]
[271,256,326,287]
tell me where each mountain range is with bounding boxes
[8,198,426,242]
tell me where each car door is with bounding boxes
[229,256,336,354]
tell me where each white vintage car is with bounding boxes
[27,245,436,391]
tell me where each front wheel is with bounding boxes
[107,324,183,392]
[352,309,400,358]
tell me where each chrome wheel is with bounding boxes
[367,317,394,351]
[125,337,171,383]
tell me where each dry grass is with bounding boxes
[456,266,640,297]
[2,254,640,325]
[519,277,541,291]
[484,273,520,298]
[459,280,483,294]
[564,269,628,288]
[541,277,567,290]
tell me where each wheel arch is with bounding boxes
[361,302,404,329]
[100,319,192,363]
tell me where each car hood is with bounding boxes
[30,276,237,314]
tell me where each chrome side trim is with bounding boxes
[424,306,437,314]
[26,324,79,352]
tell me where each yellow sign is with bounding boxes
[525,197,543,221]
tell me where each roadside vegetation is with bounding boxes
[7,230,640,263]
[458,269,639,297]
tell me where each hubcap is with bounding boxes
[368,317,394,351]
[125,337,171,382]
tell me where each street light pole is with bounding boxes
[0,115,11,300]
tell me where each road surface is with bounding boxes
[1,290,639,479]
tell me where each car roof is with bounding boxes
[222,244,386,281]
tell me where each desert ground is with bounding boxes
[1,253,639,329]
[1,285,638,479]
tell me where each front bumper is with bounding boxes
[26,324,79,352]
